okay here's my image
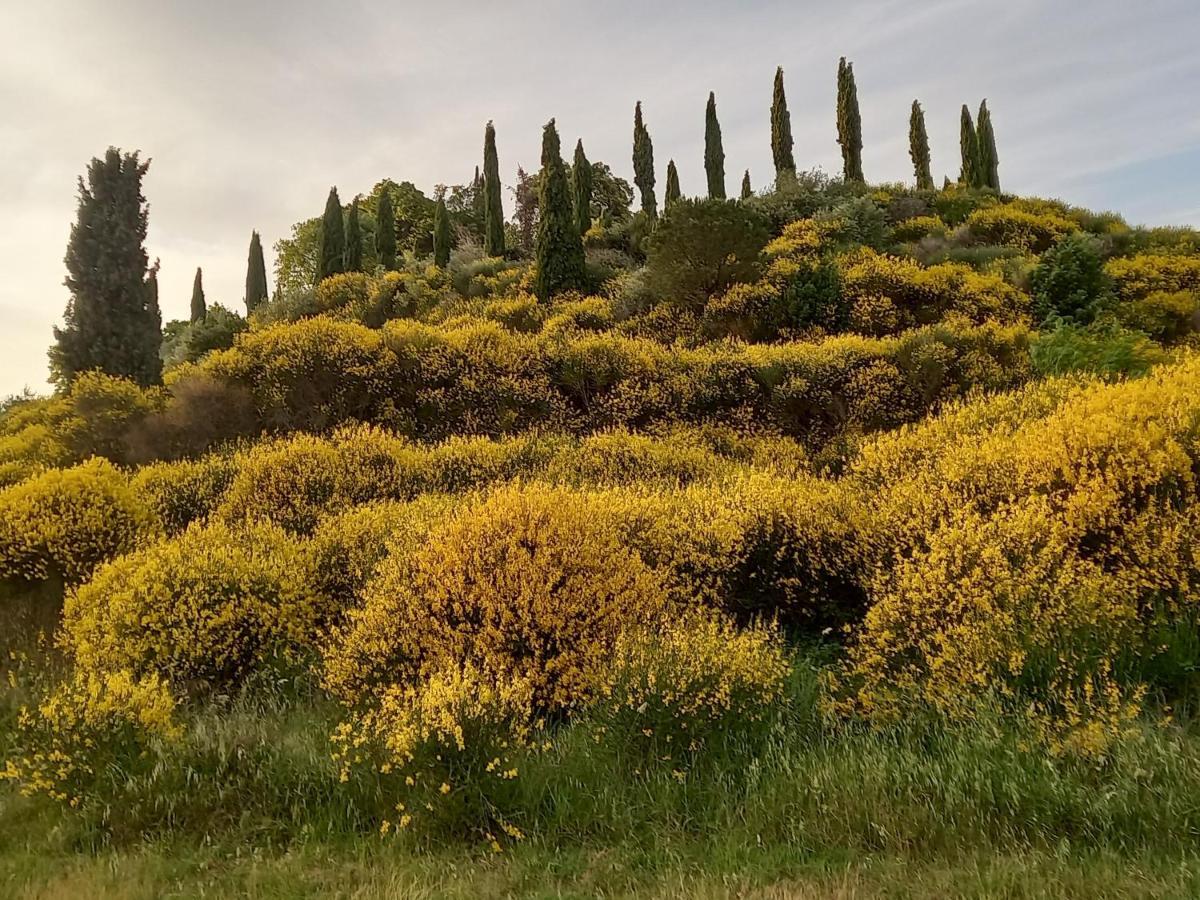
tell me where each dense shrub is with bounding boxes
[0,459,160,584]
[1031,234,1114,324]
[130,454,238,533]
[1031,320,1168,378]
[963,203,1078,253]
[63,520,318,689]
[1115,290,1199,344]
[1105,253,1200,302]
[161,304,248,369]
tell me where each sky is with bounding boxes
[2,0,1199,398]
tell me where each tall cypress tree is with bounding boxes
[318,186,346,282]
[376,188,397,271]
[704,91,726,200]
[245,230,269,313]
[572,139,593,237]
[345,197,363,272]
[633,102,657,219]
[534,119,587,301]
[143,260,163,384]
[960,105,983,188]
[483,121,505,256]
[836,58,864,183]
[977,99,1000,191]
[190,267,206,323]
[771,66,796,180]
[741,169,753,200]
[51,148,161,387]
[664,160,682,210]
[433,194,451,268]
[909,100,934,190]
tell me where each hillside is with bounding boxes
[5,117,1200,896]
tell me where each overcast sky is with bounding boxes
[2,0,1198,397]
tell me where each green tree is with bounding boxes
[375,189,397,271]
[633,101,657,218]
[836,58,864,183]
[483,121,505,256]
[534,119,587,301]
[319,186,346,282]
[664,159,682,210]
[190,267,206,323]
[741,170,752,200]
[705,91,726,200]
[909,100,934,190]
[572,139,593,237]
[245,231,269,314]
[433,194,451,268]
[771,66,796,180]
[959,105,984,188]
[51,148,162,387]
[346,197,363,272]
[977,99,1000,191]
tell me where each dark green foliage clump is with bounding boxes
[633,102,657,219]
[572,140,593,237]
[375,190,397,271]
[909,100,934,190]
[162,304,248,369]
[645,198,770,311]
[836,58,864,183]
[51,148,162,387]
[483,122,505,256]
[705,92,726,200]
[977,100,1000,191]
[664,160,682,210]
[190,268,206,324]
[245,231,269,314]
[959,106,984,188]
[318,187,346,282]
[1031,233,1114,324]
[433,195,451,269]
[771,67,796,180]
[534,119,587,301]
[345,198,363,273]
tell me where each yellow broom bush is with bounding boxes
[131,453,238,533]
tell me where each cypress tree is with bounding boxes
[245,230,269,313]
[741,169,752,200]
[534,119,587,301]
[960,105,984,188]
[633,102,657,219]
[664,160,682,210]
[376,189,397,271]
[771,66,796,179]
[836,58,864,183]
[483,121,505,256]
[345,197,363,272]
[51,147,161,387]
[704,91,726,200]
[433,194,451,268]
[572,139,593,237]
[318,186,346,282]
[143,261,163,384]
[977,99,1000,191]
[190,267,206,323]
[909,100,934,190]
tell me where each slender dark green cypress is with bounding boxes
[433,195,451,268]
[664,160,681,210]
[836,58,864,183]
[572,139,593,237]
[960,104,984,188]
[318,186,346,282]
[345,197,363,272]
[534,119,587,301]
[376,188,397,271]
[977,99,1000,191]
[909,100,934,191]
[771,66,796,179]
[51,148,161,386]
[190,267,206,323]
[704,91,726,200]
[245,230,269,313]
[483,121,505,256]
[633,101,657,219]
[741,169,752,200]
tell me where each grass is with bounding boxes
[5,585,1200,898]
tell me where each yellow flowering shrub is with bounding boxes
[1,669,179,807]
[592,611,788,759]
[0,423,72,488]
[1116,290,1199,344]
[62,520,318,689]
[130,453,237,533]
[892,215,947,243]
[483,294,544,333]
[323,483,668,710]
[1106,253,1200,302]
[964,202,1079,252]
[0,458,161,584]
[543,429,733,487]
